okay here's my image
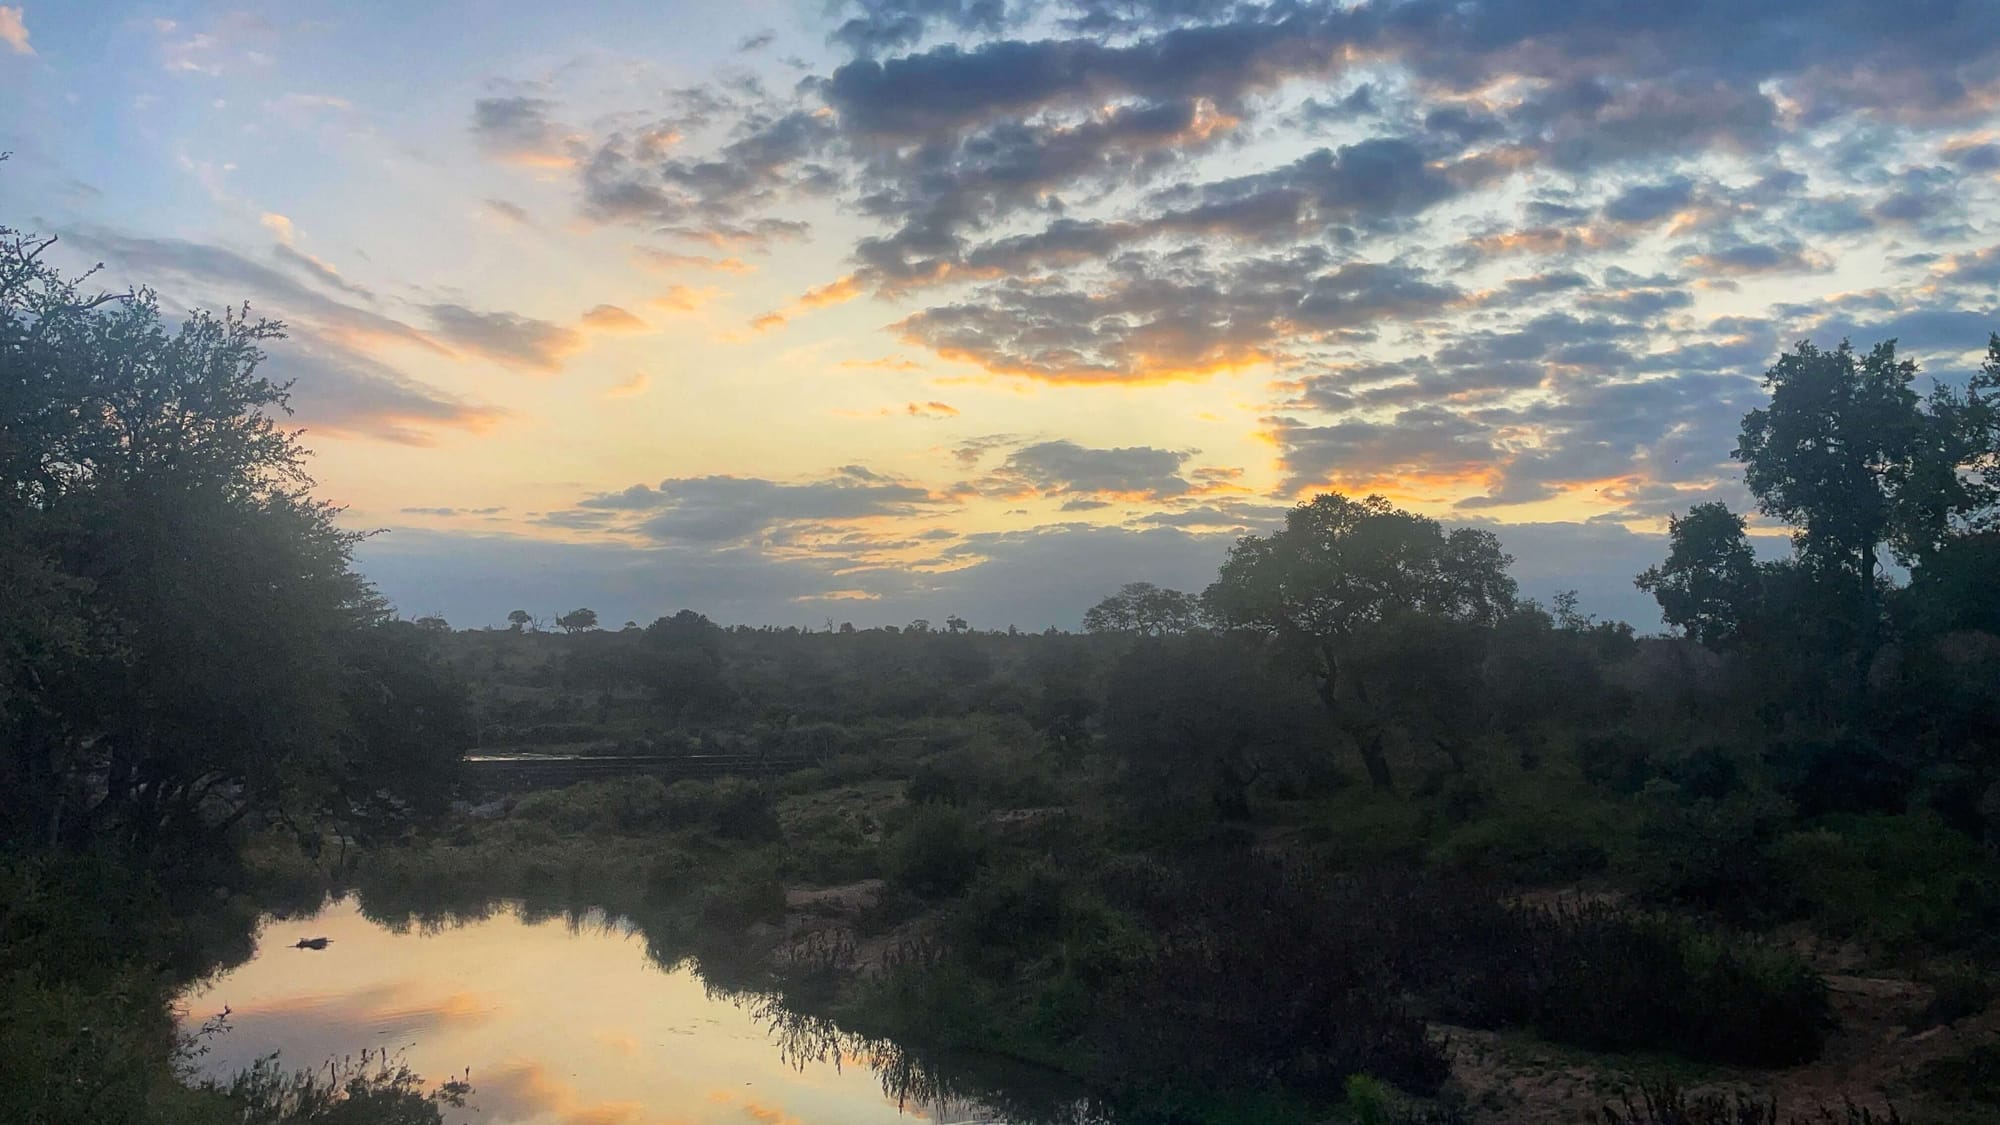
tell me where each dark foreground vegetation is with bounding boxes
[6,203,2000,1124]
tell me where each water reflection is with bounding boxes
[179,897,1093,1125]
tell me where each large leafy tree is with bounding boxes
[1203,493,1516,788]
[1735,337,2000,645]
[1636,502,1760,648]
[1082,581,1205,635]
[1,218,402,855]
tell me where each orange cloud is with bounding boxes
[838,356,925,372]
[919,339,1271,386]
[581,304,650,333]
[606,373,651,399]
[651,285,722,312]
[1,7,32,55]
[1466,225,1626,258]
[751,273,863,331]
[634,248,752,274]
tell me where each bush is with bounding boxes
[511,777,671,833]
[697,872,787,931]
[1627,784,1793,911]
[1767,736,1914,818]
[883,805,987,898]
[781,813,878,884]
[1440,902,1829,1067]
[1768,814,2000,949]
[1578,731,1655,794]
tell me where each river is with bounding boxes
[177,896,1026,1125]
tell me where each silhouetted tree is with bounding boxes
[1083,581,1205,635]
[1203,493,1516,789]
[507,609,532,632]
[1636,503,1760,648]
[1736,337,2000,648]
[556,607,599,634]
[0,219,388,854]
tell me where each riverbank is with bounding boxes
[278,753,2000,1125]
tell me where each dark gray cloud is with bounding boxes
[470,96,581,166]
[61,228,439,352]
[272,243,373,300]
[560,469,945,544]
[897,252,1459,381]
[832,0,1015,56]
[580,108,839,235]
[996,439,1196,498]
[425,304,582,373]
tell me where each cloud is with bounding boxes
[581,108,839,235]
[483,198,536,226]
[606,372,651,398]
[562,469,948,545]
[0,6,30,55]
[579,304,649,333]
[471,95,583,167]
[426,304,584,373]
[266,329,508,446]
[650,285,722,312]
[634,247,752,273]
[898,254,1456,383]
[62,227,439,354]
[752,273,862,330]
[993,439,1199,500]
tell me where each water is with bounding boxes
[177,896,1011,1125]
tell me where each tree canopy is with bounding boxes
[1,219,463,855]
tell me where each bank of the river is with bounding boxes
[270,770,2000,1125]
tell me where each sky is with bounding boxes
[3,1,1998,630]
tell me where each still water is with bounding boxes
[178,897,1005,1125]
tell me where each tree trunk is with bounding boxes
[1316,641,1396,791]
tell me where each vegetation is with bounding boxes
[4,201,1999,1123]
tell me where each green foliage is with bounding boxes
[1637,503,1761,647]
[209,1050,468,1125]
[1628,784,1794,911]
[1767,814,2000,948]
[1083,581,1206,635]
[511,776,780,840]
[1438,902,1829,1067]
[882,804,987,897]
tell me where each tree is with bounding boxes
[1104,635,1324,818]
[944,614,969,634]
[1636,503,1760,648]
[1203,493,1516,789]
[1,218,396,854]
[507,609,532,632]
[556,607,599,634]
[414,614,451,634]
[1083,582,1205,635]
[1735,337,1999,647]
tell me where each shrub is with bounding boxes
[1911,1041,2000,1106]
[882,805,987,898]
[697,872,787,931]
[1440,902,1830,1067]
[1768,814,2000,949]
[1767,736,1914,818]
[1627,783,1793,911]
[511,777,671,833]
[781,813,878,884]
[1577,731,1655,794]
